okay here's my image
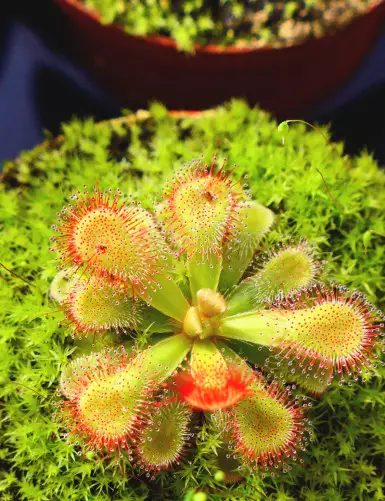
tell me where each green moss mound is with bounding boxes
[1,101,384,500]
[79,0,372,51]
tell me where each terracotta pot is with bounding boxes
[54,0,385,116]
[54,1,385,116]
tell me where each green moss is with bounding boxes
[79,0,372,51]
[1,101,385,500]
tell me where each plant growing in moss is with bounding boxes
[1,101,385,500]
[50,154,384,480]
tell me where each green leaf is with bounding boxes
[226,280,257,316]
[220,310,289,345]
[187,252,222,301]
[139,271,190,323]
[219,201,274,292]
[139,333,193,381]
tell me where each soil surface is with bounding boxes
[222,0,377,48]
[79,0,378,48]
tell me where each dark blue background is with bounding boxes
[1,1,385,167]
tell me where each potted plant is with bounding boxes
[1,101,384,501]
[54,0,385,114]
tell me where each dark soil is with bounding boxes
[80,0,377,48]
[222,0,376,48]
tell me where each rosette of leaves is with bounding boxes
[50,155,384,477]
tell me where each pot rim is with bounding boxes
[57,0,384,55]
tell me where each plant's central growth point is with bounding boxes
[197,288,227,318]
[183,288,226,339]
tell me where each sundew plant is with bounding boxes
[50,152,385,478]
[1,102,385,501]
